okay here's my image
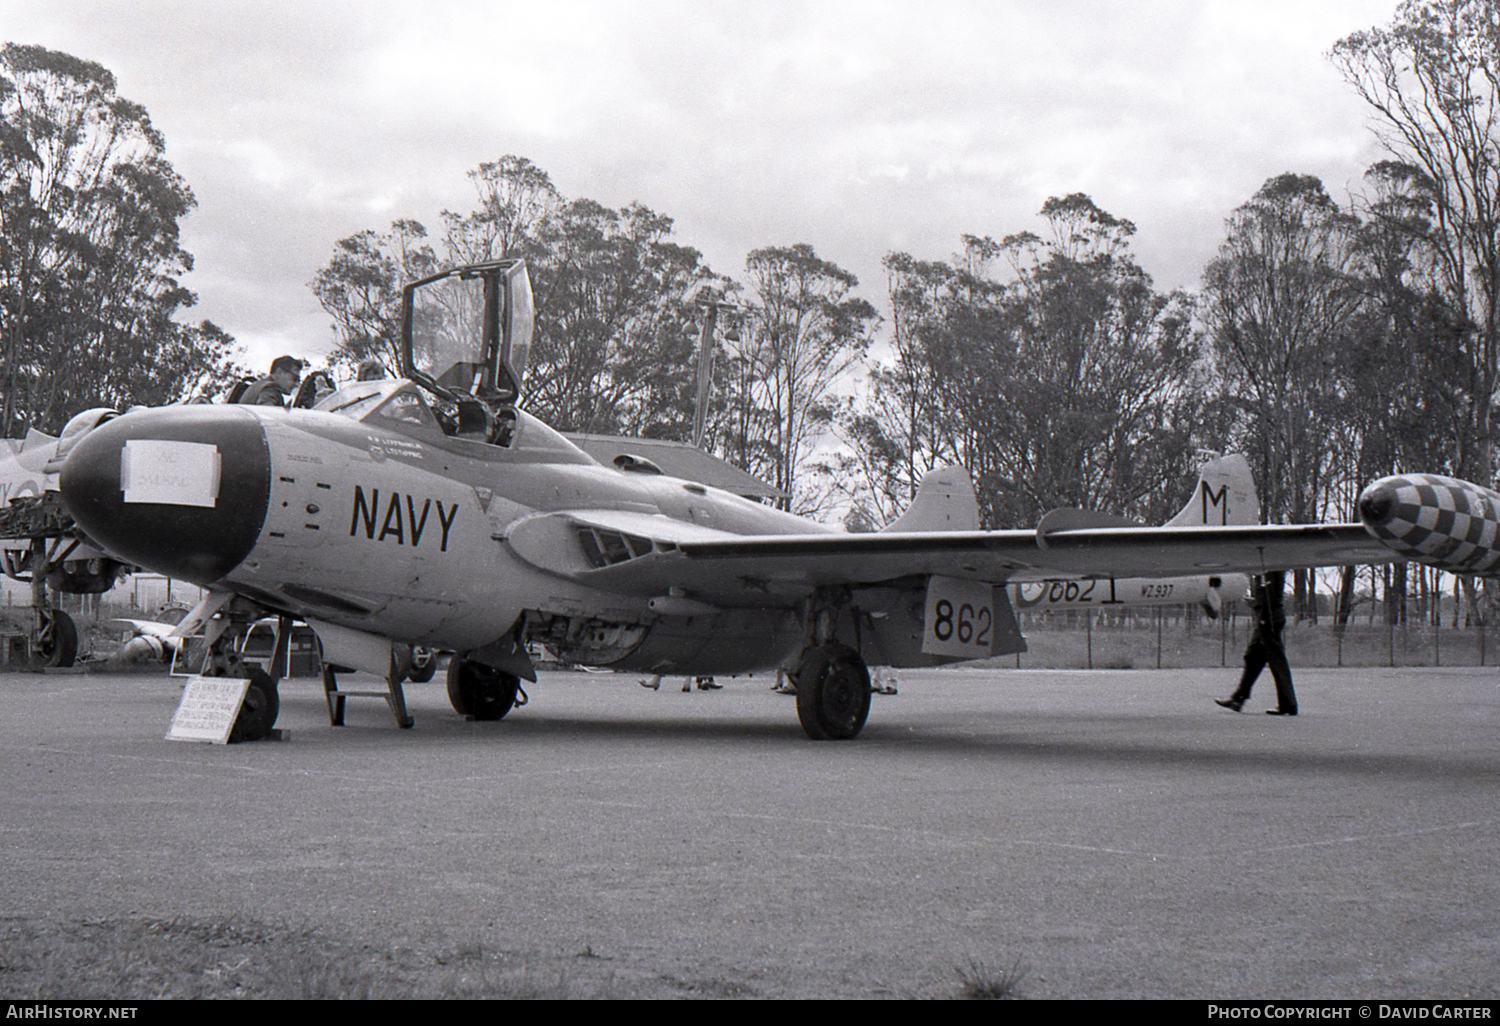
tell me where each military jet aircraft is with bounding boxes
[55,259,1399,741]
[1,419,132,666]
[0,430,53,508]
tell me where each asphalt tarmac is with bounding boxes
[2,664,1497,999]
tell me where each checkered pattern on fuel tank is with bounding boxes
[1366,474,1500,573]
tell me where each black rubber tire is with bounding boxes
[408,647,437,683]
[229,667,280,743]
[446,658,520,721]
[36,608,78,668]
[794,643,871,740]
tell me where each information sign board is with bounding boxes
[166,676,250,744]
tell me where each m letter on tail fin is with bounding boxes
[1165,454,1261,528]
[884,467,980,533]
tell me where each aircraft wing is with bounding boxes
[678,523,1390,591]
[522,511,1392,604]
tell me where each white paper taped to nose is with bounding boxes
[120,439,221,507]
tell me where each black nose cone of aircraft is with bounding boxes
[1358,485,1395,528]
[59,406,271,584]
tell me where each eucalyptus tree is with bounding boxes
[524,198,714,437]
[0,43,236,433]
[714,244,877,514]
[309,219,436,373]
[1332,0,1500,482]
[858,197,1204,530]
[831,252,983,528]
[312,155,716,436]
[982,195,1204,526]
[1200,174,1366,620]
[1201,175,1362,524]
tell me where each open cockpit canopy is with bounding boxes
[399,259,533,409]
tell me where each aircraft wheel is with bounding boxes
[408,647,437,683]
[229,667,280,743]
[35,608,78,668]
[446,658,519,721]
[794,643,871,740]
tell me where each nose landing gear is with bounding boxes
[228,666,281,743]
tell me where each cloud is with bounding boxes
[5,0,1400,362]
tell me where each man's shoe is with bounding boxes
[1265,708,1298,716]
[1215,698,1244,712]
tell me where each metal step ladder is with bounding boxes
[321,665,414,729]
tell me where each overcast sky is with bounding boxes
[5,0,1401,371]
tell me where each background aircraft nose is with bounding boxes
[59,406,271,584]
[1358,483,1396,527]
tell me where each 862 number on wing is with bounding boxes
[922,575,996,658]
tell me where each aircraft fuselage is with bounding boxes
[60,396,823,675]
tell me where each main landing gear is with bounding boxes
[446,657,526,721]
[32,606,78,668]
[789,642,872,740]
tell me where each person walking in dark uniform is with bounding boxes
[1216,570,1298,716]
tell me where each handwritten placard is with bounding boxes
[166,676,250,744]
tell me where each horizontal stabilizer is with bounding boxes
[1036,507,1144,539]
[884,467,980,533]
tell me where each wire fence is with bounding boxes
[1007,605,1500,670]
[2,575,1494,671]
[1,574,205,617]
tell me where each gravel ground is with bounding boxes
[2,664,1497,999]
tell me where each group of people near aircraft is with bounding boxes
[231,355,386,410]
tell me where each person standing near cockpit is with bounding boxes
[237,356,305,408]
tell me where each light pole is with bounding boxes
[691,288,740,450]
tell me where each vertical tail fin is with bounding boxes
[1165,454,1260,527]
[883,467,980,532]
